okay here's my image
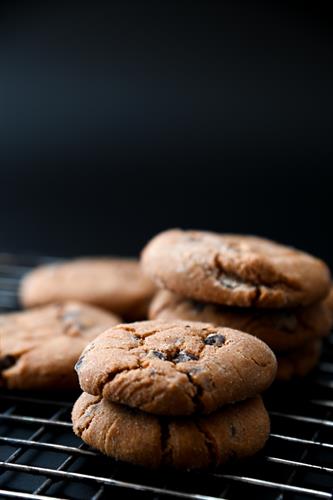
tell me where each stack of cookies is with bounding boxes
[72,319,277,469]
[1,235,330,469]
[143,229,333,381]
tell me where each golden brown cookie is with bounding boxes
[20,258,155,320]
[141,230,331,308]
[72,393,270,469]
[75,319,277,416]
[149,289,333,352]
[276,340,322,381]
[0,302,120,390]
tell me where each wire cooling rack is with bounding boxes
[0,253,333,500]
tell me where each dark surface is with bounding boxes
[0,2,332,264]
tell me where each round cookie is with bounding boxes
[141,229,331,308]
[149,289,333,353]
[276,340,322,381]
[20,258,155,320]
[75,319,277,416]
[72,393,270,469]
[0,302,120,390]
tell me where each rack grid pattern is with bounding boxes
[0,253,332,500]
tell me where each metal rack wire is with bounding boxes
[0,253,332,499]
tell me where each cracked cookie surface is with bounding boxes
[76,319,277,415]
[0,302,120,389]
[72,393,270,469]
[149,289,333,352]
[141,230,331,308]
[20,258,155,320]
[276,340,322,381]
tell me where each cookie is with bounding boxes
[141,230,331,308]
[324,284,333,314]
[149,289,333,352]
[20,258,155,320]
[0,302,120,390]
[72,393,270,469]
[76,319,277,416]
[276,340,322,381]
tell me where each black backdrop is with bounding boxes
[0,2,332,265]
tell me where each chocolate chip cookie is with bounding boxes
[0,302,120,389]
[20,258,155,320]
[276,340,322,381]
[72,393,270,469]
[149,289,333,352]
[141,230,331,308]
[76,320,277,416]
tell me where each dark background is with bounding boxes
[0,2,332,265]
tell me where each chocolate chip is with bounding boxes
[150,350,167,361]
[204,334,225,347]
[173,351,199,363]
[230,424,237,437]
[75,355,84,372]
[0,355,16,371]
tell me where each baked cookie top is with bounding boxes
[141,230,331,308]
[76,319,277,416]
[72,393,270,469]
[149,288,333,352]
[20,258,155,320]
[0,302,120,390]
